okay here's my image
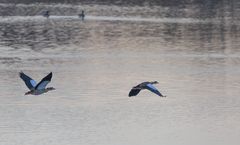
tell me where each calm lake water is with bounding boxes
[0,2,240,145]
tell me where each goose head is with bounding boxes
[151,81,159,84]
[25,90,33,95]
[46,87,56,92]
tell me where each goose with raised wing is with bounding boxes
[129,81,166,97]
[19,72,55,95]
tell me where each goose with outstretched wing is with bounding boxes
[19,72,55,95]
[129,81,166,97]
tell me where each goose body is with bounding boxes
[78,10,85,20]
[129,81,165,97]
[43,10,50,18]
[19,72,55,95]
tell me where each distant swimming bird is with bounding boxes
[19,72,55,95]
[78,10,85,20]
[129,81,166,97]
[43,10,50,18]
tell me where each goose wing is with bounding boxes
[19,72,37,90]
[35,72,52,90]
[146,84,163,96]
[128,87,142,97]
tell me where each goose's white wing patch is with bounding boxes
[30,80,37,87]
[36,81,50,90]
[35,72,52,90]
[19,72,37,90]
[146,84,163,96]
[146,84,158,91]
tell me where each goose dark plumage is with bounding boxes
[78,10,85,20]
[43,10,50,18]
[19,72,36,90]
[35,72,52,90]
[129,81,166,97]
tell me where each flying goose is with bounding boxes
[19,72,55,95]
[129,81,166,97]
